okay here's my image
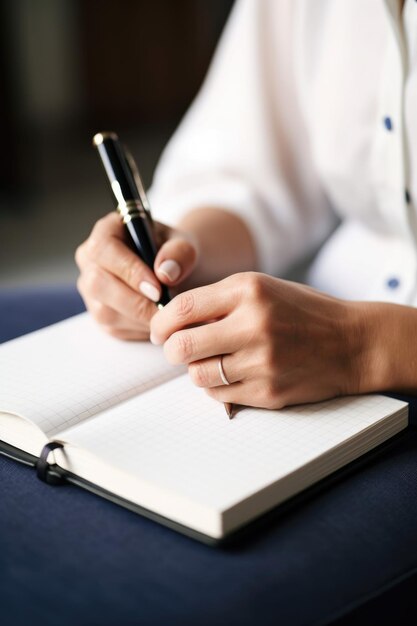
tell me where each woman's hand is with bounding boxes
[75,212,198,340]
[150,272,371,409]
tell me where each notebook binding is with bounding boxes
[36,441,66,486]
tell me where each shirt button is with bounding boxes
[383,116,393,131]
[386,277,400,289]
[405,189,411,204]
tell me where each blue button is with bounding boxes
[383,116,393,131]
[387,277,400,289]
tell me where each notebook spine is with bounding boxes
[36,441,67,485]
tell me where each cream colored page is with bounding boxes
[0,313,182,437]
[59,374,406,511]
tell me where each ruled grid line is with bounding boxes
[0,313,183,437]
[60,374,405,510]
[1,313,406,513]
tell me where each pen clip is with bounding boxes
[124,148,154,229]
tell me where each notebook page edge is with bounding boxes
[53,440,223,538]
[221,404,408,535]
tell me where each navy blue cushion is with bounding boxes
[1,286,417,626]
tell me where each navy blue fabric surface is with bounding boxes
[1,286,417,626]
[0,284,85,342]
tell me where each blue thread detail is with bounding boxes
[387,277,400,289]
[383,116,393,131]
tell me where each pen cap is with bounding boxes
[93,132,141,203]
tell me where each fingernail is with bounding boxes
[139,281,160,302]
[158,259,181,282]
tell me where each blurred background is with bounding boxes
[0,0,234,287]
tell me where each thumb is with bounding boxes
[154,236,198,286]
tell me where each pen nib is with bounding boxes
[224,402,234,419]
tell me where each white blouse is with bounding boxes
[149,0,417,305]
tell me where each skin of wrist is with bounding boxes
[177,207,257,285]
[333,301,377,396]
[362,301,417,395]
[346,301,393,395]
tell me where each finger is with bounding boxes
[154,236,198,286]
[101,326,150,341]
[188,353,242,388]
[84,298,150,332]
[205,381,288,410]
[150,277,238,344]
[78,267,157,325]
[81,213,162,303]
[205,383,245,404]
[81,297,150,341]
[87,211,125,241]
[204,383,265,409]
[162,317,242,365]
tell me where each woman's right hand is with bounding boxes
[75,212,198,340]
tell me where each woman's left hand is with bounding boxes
[150,272,371,409]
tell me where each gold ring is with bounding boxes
[218,356,230,386]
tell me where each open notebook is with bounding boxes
[0,313,408,543]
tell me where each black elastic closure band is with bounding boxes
[36,441,66,485]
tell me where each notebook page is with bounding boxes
[58,373,406,511]
[0,313,183,437]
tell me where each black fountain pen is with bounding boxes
[94,132,233,418]
[92,131,170,308]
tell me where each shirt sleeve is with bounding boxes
[148,0,336,276]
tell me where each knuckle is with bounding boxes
[170,330,195,363]
[127,262,141,288]
[75,243,86,268]
[120,254,141,287]
[85,266,105,298]
[262,342,278,369]
[221,272,240,294]
[224,272,240,287]
[189,362,210,387]
[174,291,195,320]
[175,238,197,265]
[92,214,112,235]
[266,396,285,411]
[204,386,218,400]
[176,331,195,361]
[102,325,125,340]
[258,306,275,339]
[258,315,269,337]
[263,380,283,409]
[132,296,152,323]
[244,272,265,301]
[86,234,103,259]
[88,214,116,255]
[93,303,116,326]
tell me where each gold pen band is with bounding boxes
[117,200,148,224]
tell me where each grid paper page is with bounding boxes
[60,374,405,511]
[0,313,183,437]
